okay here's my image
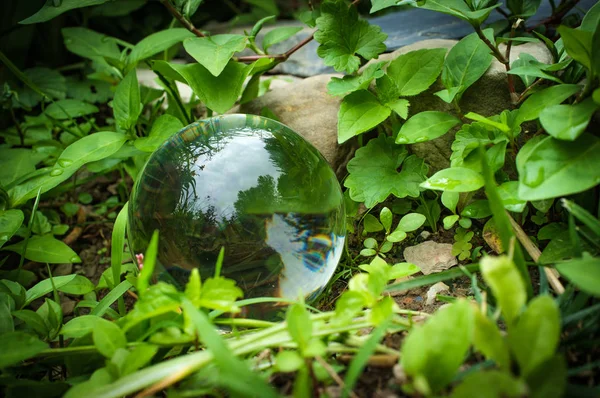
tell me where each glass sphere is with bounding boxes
[128,114,345,318]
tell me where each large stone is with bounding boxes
[403,241,457,275]
[362,39,552,171]
[232,74,355,178]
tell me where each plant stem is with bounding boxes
[474,26,518,104]
[9,106,24,146]
[234,32,315,63]
[527,0,581,31]
[159,0,205,37]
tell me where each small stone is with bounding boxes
[53,263,73,276]
[61,298,76,316]
[403,241,457,275]
[425,282,450,305]
[419,230,432,240]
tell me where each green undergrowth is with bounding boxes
[1,0,600,397]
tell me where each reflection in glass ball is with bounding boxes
[128,114,346,319]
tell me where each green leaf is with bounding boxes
[480,255,526,326]
[363,214,383,232]
[120,344,159,376]
[11,310,48,337]
[421,167,484,192]
[93,320,127,358]
[263,27,303,51]
[581,1,600,32]
[60,315,107,339]
[377,208,393,235]
[113,70,142,133]
[20,0,109,24]
[441,191,459,213]
[557,26,593,70]
[516,84,581,125]
[61,27,120,61]
[8,132,126,206]
[525,355,567,398]
[338,90,391,143]
[472,310,510,370]
[0,210,24,249]
[45,99,99,120]
[507,0,542,18]
[24,275,77,307]
[287,302,312,351]
[555,253,600,297]
[508,295,560,377]
[386,98,410,119]
[276,350,304,372]
[13,67,67,108]
[134,115,184,152]
[184,35,247,76]
[314,0,387,74]
[328,61,386,97]
[441,30,494,101]
[386,230,407,242]
[59,275,95,295]
[3,235,81,264]
[396,213,426,232]
[153,61,250,114]
[396,111,459,144]
[539,98,598,141]
[401,300,474,394]
[91,280,133,317]
[443,215,460,229]
[418,0,499,25]
[128,29,195,68]
[137,230,158,297]
[518,133,600,201]
[345,135,427,207]
[370,0,416,13]
[497,181,527,213]
[0,332,47,368]
[386,48,446,96]
[198,277,243,312]
[451,370,525,398]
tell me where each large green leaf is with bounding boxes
[338,90,391,143]
[93,320,127,358]
[418,0,500,26]
[539,98,599,141]
[507,0,542,18]
[386,48,447,96]
[344,135,427,207]
[134,115,184,152]
[508,295,560,377]
[0,209,24,248]
[61,27,120,61]
[480,255,526,326]
[328,61,386,97]
[440,29,494,102]
[515,84,581,126]
[113,70,142,133]
[45,99,99,120]
[262,27,303,51]
[421,167,485,192]
[396,111,459,144]
[8,132,126,206]
[0,332,47,368]
[183,35,247,76]
[557,26,593,70]
[0,148,45,188]
[24,275,77,306]
[518,133,600,201]
[555,253,600,297]
[154,61,250,114]
[3,235,81,264]
[20,0,109,24]
[401,300,474,394]
[127,28,195,68]
[314,0,387,74]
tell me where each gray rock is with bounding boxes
[403,241,457,275]
[233,74,355,178]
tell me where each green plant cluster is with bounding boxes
[0,0,599,397]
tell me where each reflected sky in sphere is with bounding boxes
[128,115,345,320]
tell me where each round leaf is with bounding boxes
[421,167,485,192]
[396,111,460,144]
[397,213,426,232]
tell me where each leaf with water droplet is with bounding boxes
[58,159,73,168]
[50,169,64,176]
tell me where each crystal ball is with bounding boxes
[128,114,345,318]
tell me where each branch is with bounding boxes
[160,0,205,37]
[234,32,315,63]
[527,0,581,32]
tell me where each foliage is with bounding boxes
[1,0,600,396]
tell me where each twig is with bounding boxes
[234,32,315,63]
[527,0,581,32]
[474,26,518,104]
[506,212,565,294]
[495,6,510,19]
[9,106,24,146]
[159,0,205,37]
[315,356,360,398]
